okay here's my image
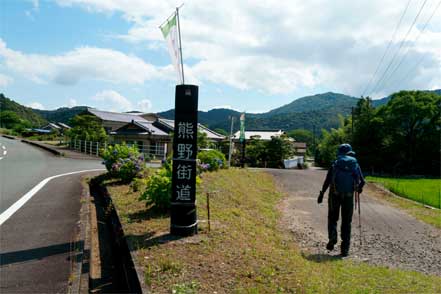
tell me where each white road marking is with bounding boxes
[0,169,105,226]
[0,145,5,160]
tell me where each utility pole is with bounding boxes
[228,116,235,167]
[351,107,354,144]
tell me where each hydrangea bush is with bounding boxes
[102,144,148,182]
[197,149,226,172]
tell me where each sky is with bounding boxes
[0,0,440,113]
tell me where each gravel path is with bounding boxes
[266,168,441,276]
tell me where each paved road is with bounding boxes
[0,137,104,293]
[267,168,441,276]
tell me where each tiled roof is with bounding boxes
[157,118,225,140]
[135,121,168,136]
[111,120,168,136]
[87,108,148,123]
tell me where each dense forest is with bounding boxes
[316,90,440,176]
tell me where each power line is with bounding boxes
[369,0,429,96]
[361,0,412,97]
[378,0,441,91]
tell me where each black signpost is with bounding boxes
[170,84,199,236]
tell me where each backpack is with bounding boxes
[331,155,358,194]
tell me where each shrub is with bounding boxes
[197,149,226,172]
[140,164,172,211]
[102,144,139,172]
[111,154,147,183]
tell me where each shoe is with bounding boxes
[341,246,349,257]
[326,241,335,251]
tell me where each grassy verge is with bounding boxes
[367,176,441,209]
[366,183,441,228]
[108,169,440,293]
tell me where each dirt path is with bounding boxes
[266,168,441,276]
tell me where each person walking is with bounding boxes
[317,144,365,256]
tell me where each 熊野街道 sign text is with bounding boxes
[170,85,198,236]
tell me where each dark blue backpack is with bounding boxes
[332,155,358,194]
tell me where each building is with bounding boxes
[84,108,226,160]
[293,142,307,156]
[233,129,285,141]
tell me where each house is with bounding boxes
[41,122,61,132]
[85,108,149,132]
[57,122,71,130]
[233,129,285,141]
[293,142,307,156]
[84,108,226,160]
[110,120,170,160]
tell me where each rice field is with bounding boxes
[367,176,441,209]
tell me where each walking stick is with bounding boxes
[355,191,362,246]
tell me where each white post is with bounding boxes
[96,142,99,156]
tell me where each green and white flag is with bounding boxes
[239,113,245,142]
[160,13,184,84]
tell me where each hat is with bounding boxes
[337,143,352,156]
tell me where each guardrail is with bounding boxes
[69,139,166,160]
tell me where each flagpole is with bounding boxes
[176,6,185,85]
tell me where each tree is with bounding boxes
[316,115,351,168]
[67,114,107,142]
[381,91,440,174]
[0,110,32,130]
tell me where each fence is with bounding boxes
[69,139,167,160]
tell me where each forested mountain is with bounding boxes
[0,93,47,127]
[33,106,88,124]
[159,92,388,132]
[264,92,357,117]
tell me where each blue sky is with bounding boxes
[0,0,440,113]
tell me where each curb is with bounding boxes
[89,176,145,293]
[21,139,63,156]
[69,180,91,294]
[1,134,16,140]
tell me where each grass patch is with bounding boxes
[367,176,441,209]
[108,169,441,293]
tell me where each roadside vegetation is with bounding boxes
[316,90,440,176]
[106,169,440,293]
[367,176,441,209]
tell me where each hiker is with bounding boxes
[317,143,365,256]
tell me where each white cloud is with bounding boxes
[92,90,133,112]
[0,39,169,86]
[137,99,152,112]
[27,102,45,109]
[0,73,13,87]
[67,98,78,107]
[54,0,441,97]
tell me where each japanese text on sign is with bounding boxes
[178,122,194,139]
[177,143,193,159]
[177,164,192,180]
[176,184,191,201]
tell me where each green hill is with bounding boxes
[264,92,358,117]
[159,92,360,132]
[0,93,47,127]
[33,106,88,124]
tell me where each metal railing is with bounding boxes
[69,139,167,160]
